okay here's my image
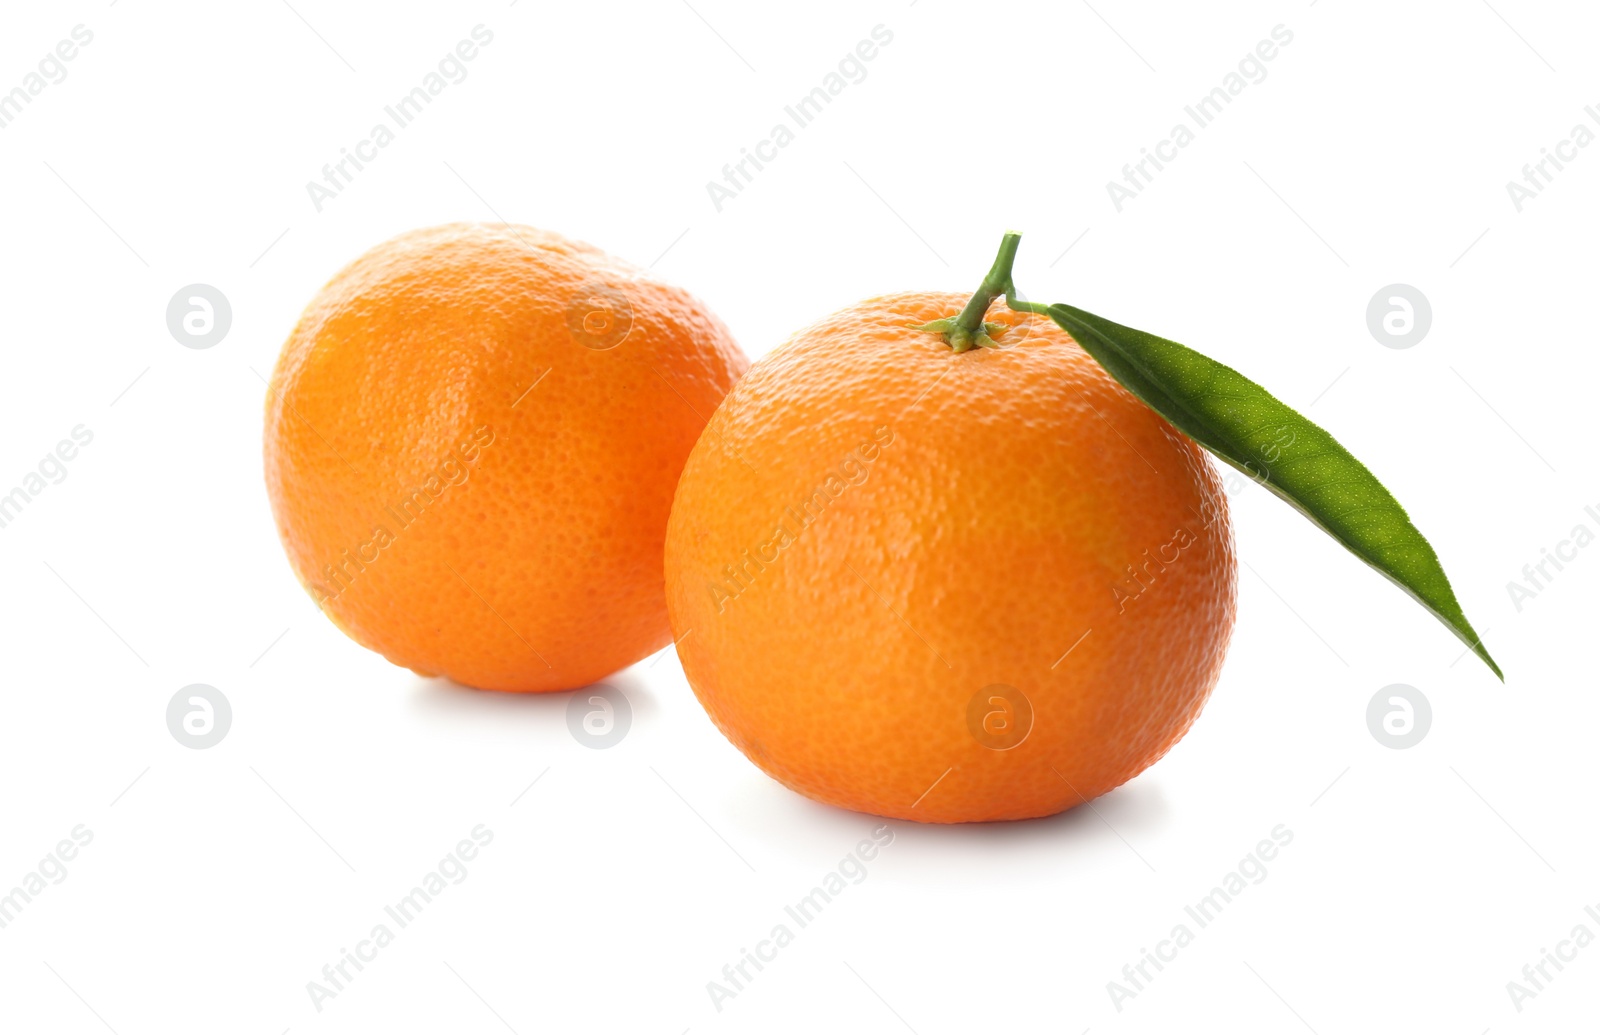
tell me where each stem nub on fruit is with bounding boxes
[918,231,1048,352]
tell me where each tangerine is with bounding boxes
[664,256,1235,822]
[265,223,746,691]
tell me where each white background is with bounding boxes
[0,1,1595,1031]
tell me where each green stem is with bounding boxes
[952,232,1022,335]
[919,231,1049,352]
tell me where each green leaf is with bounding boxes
[1040,300,1503,681]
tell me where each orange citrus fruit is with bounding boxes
[663,288,1235,822]
[265,223,747,691]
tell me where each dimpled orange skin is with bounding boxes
[265,223,747,692]
[664,292,1236,822]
